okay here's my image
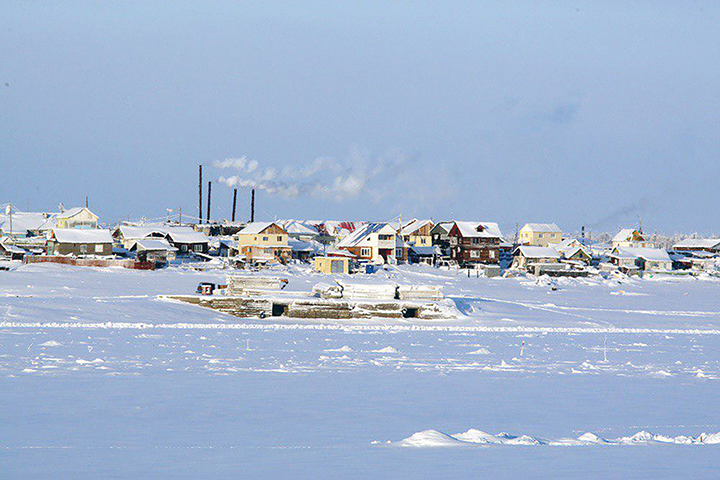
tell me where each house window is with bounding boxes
[472,238,479,244]
[361,247,371,257]
[420,238,426,245]
[277,236,282,242]
[449,237,458,245]
[193,244,203,252]
[95,244,103,253]
[396,248,403,258]
[470,250,480,258]
[80,244,87,254]
[262,236,268,241]
[379,234,392,241]
[489,250,496,258]
[539,233,544,238]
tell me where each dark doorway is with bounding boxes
[271,303,287,317]
[402,307,418,318]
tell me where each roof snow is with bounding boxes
[282,220,318,236]
[522,223,561,233]
[0,212,56,234]
[515,246,561,259]
[672,238,720,250]
[400,219,433,236]
[131,239,178,252]
[453,221,503,239]
[164,228,210,244]
[56,207,97,220]
[337,222,396,247]
[52,228,113,244]
[237,222,280,235]
[611,247,671,262]
[612,228,643,243]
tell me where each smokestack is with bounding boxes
[198,165,203,224]
[85,195,89,208]
[206,181,212,223]
[250,189,255,223]
[231,188,237,223]
[581,225,585,240]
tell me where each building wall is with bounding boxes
[56,210,99,229]
[50,242,112,256]
[236,225,289,248]
[519,227,562,247]
[313,256,349,274]
[448,234,500,265]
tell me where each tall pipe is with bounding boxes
[198,165,203,224]
[231,188,237,222]
[206,181,212,223]
[250,189,255,223]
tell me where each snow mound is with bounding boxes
[324,345,354,353]
[39,340,63,347]
[390,429,720,447]
[466,348,491,355]
[371,346,397,354]
[395,430,468,448]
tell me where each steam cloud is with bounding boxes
[215,149,421,202]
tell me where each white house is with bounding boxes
[612,229,650,248]
[610,247,672,273]
[337,222,398,264]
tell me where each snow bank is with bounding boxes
[390,429,720,447]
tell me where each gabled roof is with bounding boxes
[131,239,178,252]
[612,228,644,243]
[0,212,56,234]
[56,207,98,220]
[51,228,113,244]
[521,223,561,233]
[611,247,671,262]
[282,220,318,236]
[237,222,287,236]
[452,221,503,239]
[430,221,454,235]
[115,225,167,239]
[514,246,561,259]
[562,246,591,259]
[164,227,210,244]
[337,222,396,247]
[400,219,433,236]
[672,238,720,250]
[288,237,321,253]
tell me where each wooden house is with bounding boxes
[554,238,592,264]
[336,222,398,264]
[47,229,113,256]
[430,222,454,255]
[448,221,503,266]
[609,247,672,273]
[129,239,178,264]
[512,246,562,274]
[0,237,26,260]
[163,227,210,255]
[235,222,292,263]
[671,238,720,254]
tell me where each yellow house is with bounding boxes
[519,223,562,247]
[55,207,99,229]
[313,256,350,274]
[235,222,291,262]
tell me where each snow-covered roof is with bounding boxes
[132,239,178,252]
[282,220,318,236]
[52,228,113,244]
[562,246,590,259]
[672,238,720,250]
[0,212,56,234]
[288,238,321,253]
[115,225,166,239]
[431,221,454,235]
[164,228,210,244]
[521,223,561,233]
[56,207,97,220]
[0,242,26,254]
[611,247,671,262]
[409,245,441,255]
[237,222,285,235]
[612,228,644,243]
[400,219,433,236]
[515,246,561,259]
[337,222,396,247]
[453,221,503,239]
[555,238,581,251]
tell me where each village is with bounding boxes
[1,189,718,281]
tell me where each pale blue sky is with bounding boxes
[2,1,718,234]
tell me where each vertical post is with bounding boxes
[250,189,255,222]
[206,181,212,223]
[198,165,203,224]
[85,195,89,208]
[231,188,237,222]
[179,206,182,224]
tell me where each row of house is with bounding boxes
[1,205,717,276]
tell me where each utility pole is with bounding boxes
[250,189,255,222]
[206,181,212,223]
[198,165,203,224]
[179,206,182,224]
[231,188,237,223]
[85,195,89,208]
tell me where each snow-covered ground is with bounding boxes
[1,261,719,478]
